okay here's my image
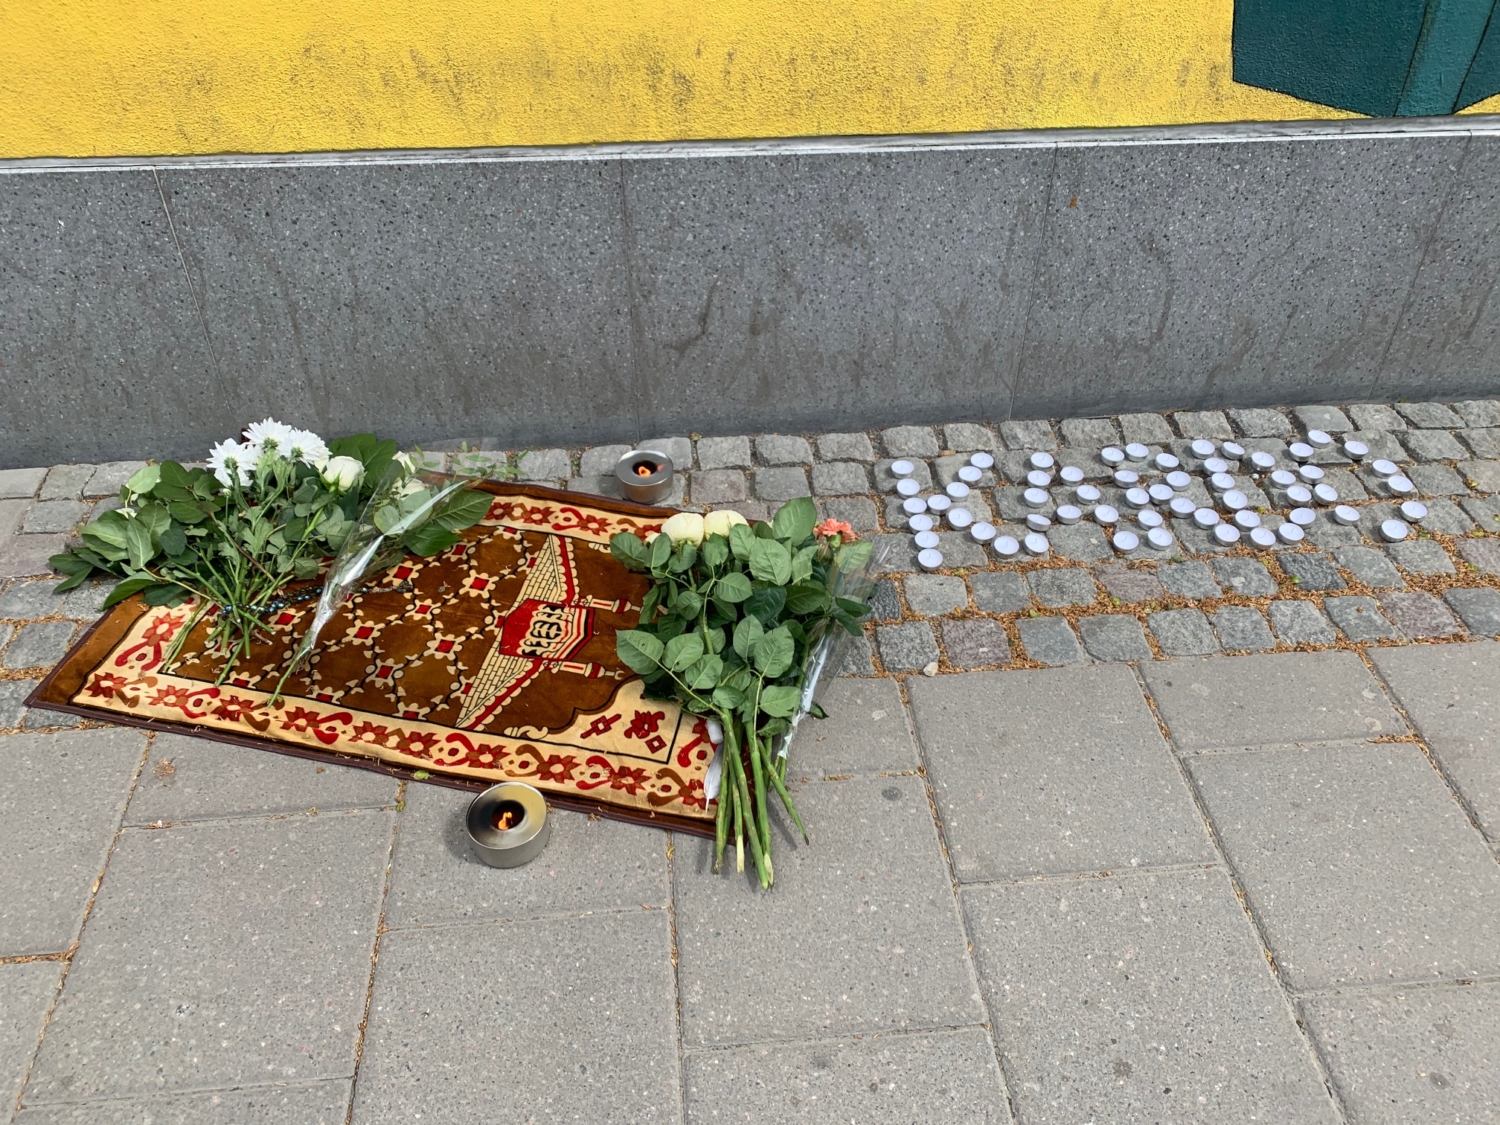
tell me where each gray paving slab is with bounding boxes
[1372,640,1500,841]
[1,962,62,1116]
[1075,613,1153,662]
[1444,586,1500,635]
[1211,557,1279,596]
[384,785,667,929]
[1397,402,1465,429]
[1457,537,1500,576]
[1387,538,1456,575]
[682,1028,1011,1124]
[1381,591,1464,638]
[1280,552,1347,591]
[29,811,392,1101]
[792,677,918,777]
[1158,560,1221,599]
[909,667,1211,880]
[1302,983,1500,1125]
[0,728,145,957]
[1045,521,1114,562]
[1141,651,1402,751]
[1211,605,1278,652]
[827,634,876,677]
[2,622,77,670]
[1189,743,1500,990]
[1094,561,1164,603]
[943,423,997,453]
[353,910,679,1124]
[1027,568,1097,607]
[1118,412,1175,444]
[0,580,69,619]
[1148,608,1220,655]
[969,571,1031,614]
[1324,595,1403,641]
[963,869,1339,1125]
[674,776,981,1045]
[1334,545,1404,589]
[1268,599,1338,645]
[17,1081,352,1124]
[941,617,1013,668]
[0,679,36,729]
[124,733,397,825]
[1015,616,1087,665]
[902,574,967,615]
[875,621,939,672]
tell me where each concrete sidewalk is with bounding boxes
[4,641,1498,1123]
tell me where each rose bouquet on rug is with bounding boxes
[50,421,493,680]
[608,498,876,887]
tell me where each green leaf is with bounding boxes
[158,460,192,490]
[405,523,459,556]
[760,684,802,717]
[159,525,188,557]
[664,632,705,672]
[702,625,726,654]
[434,488,493,531]
[701,535,728,570]
[749,538,791,585]
[84,510,130,550]
[771,496,817,543]
[125,463,161,496]
[667,541,697,574]
[728,523,756,561]
[102,576,155,608]
[123,519,155,571]
[835,596,871,619]
[168,500,208,525]
[135,502,171,539]
[615,629,665,675]
[712,685,745,711]
[714,571,753,603]
[610,531,649,570]
[745,585,787,625]
[732,614,764,659]
[753,627,795,678]
[685,653,723,690]
[785,582,830,615]
[49,553,94,592]
[648,530,671,569]
[836,538,873,574]
[675,588,703,620]
[142,582,186,607]
[791,544,817,583]
[639,583,664,623]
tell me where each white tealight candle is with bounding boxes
[1287,484,1313,505]
[896,478,921,497]
[1113,469,1140,486]
[1095,504,1120,525]
[1278,522,1306,544]
[994,535,1021,558]
[948,508,974,529]
[1137,509,1164,528]
[1289,507,1317,527]
[1113,529,1140,552]
[1170,496,1197,518]
[1026,469,1054,488]
[1387,475,1416,496]
[1307,429,1333,448]
[1288,442,1315,461]
[1223,489,1249,511]
[1343,440,1369,460]
[909,513,935,532]
[1026,513,1053,532]
[914,529,941,550]
[1148,482,1175,503]
[1400,500,1429,522]
[1055,504,1083,525]
[1250,450,1277,471]
[917,547,945,570]
[1213,524,1241,545]
[1166,470,1193,490]
[1076,483,1102,503]
[1155,452,1181,471]
[1192,507,1221,528]
[890,459,916,477]
[969,451,995,470]
[1270,469,1298,488]
[1190,439,1217,458]
[1022,487,1049,508]
[1059,464,1085,484]
[1313,483,1339,505]
[1380,519,1410,542]
[1371,458,1399,477]
[1210,472,1236,492]
[946,481,971,499]
[970,521,997,543]
[1333,504,1362,525]
[1023,532,1050,556]
[928,493,952,512]
[1030,451,1056,470]
[902,496,929,515]
[1222,441,1246,458]
[958,464,983,484]
[1100,446,1126,465]
[1147,527,1176,549]
[1124,442,1150,461]
[1204,457,1231,474]
[1250,526,1278,547]
[1125,487,1152,508]
[1233,509,1261,529]
[1298,464,1325,483]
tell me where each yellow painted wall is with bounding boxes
[3,0,1499,159]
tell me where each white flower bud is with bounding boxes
[660,511,705,545]
[319,455,365,493]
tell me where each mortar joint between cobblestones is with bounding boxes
[664,832,690,1125]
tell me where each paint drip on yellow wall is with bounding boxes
[2,0,1498,159]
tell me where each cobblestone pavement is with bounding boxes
[2,402,1500,1122]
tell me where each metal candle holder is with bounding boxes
[466,783,551,868]
[615,449,675,504]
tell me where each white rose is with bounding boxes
[703,509,749,539]
[320,455,365,493]
[394,451,418,474]
[660,511,705,545]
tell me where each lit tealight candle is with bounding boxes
[909,513,935,532]
[1250,451,1277,471]
[928,494,952,512]
[1113,529,1140,553]
[1125,487,1152,508]
[971,521,997,543]
[1298,464,1325,483]
[994,535,1021,558]
[1288,442,1315,461]
[1114,469,1140,486]
[1387,475,1416,496]
[1166,470,1193,490]
[1287,484,1313,505]
[918,547,945,570]
[1333,505,1362,525]
[1155,452,1181,471]
[1371,458,1399,478]
[1190,439,1217,458]
[1026,513,1053,532]
[1307,429,1333,448]
[1022,487,1049,508]
[1222,441,1246,458]
[1147,527,1175,549]
[1313,483,1339,505]
[903,496,929,515]
[1380,519,1410,542]
[958,465,983,484]
[1400,500,1429,522]
[1076,483,1102,503]
[970,451,995,470]
[914,529,941,550]
[1124,442,1150,461]
[897,478,921,496]
[1213,524,1241,545]
[1095,504,1120,525]
[1023,532,1050,556]
[1030,451,1056,470]
[1210,472,1236,493]
[1059,465,1085,484]
[1278,522,1306,544]
[1222,489,1249,511]
[1289,507,1317,527]
[1026,469,1054,488]
[946,481,971,499]
[1192,507,1221,528]
[1148,482,1175,503]
[1343,440,1369,460]
[1250,526,1278,547]
[948,508,974,529]
[1055,504,1083,525]
[1170,496,1198,519]
[1137,509,1165,529]
[1204,457,1231,474]
[890,459,916,477]
[1100,446,1126,466]
[1234,509,1261,529]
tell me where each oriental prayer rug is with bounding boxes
[30,483,717,835]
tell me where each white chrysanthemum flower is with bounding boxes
[206,439,254,487]
[243,418,297,457]
[283,428,330,466]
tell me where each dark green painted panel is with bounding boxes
[1457,7,1500,108]
[1399,0,1496,114]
